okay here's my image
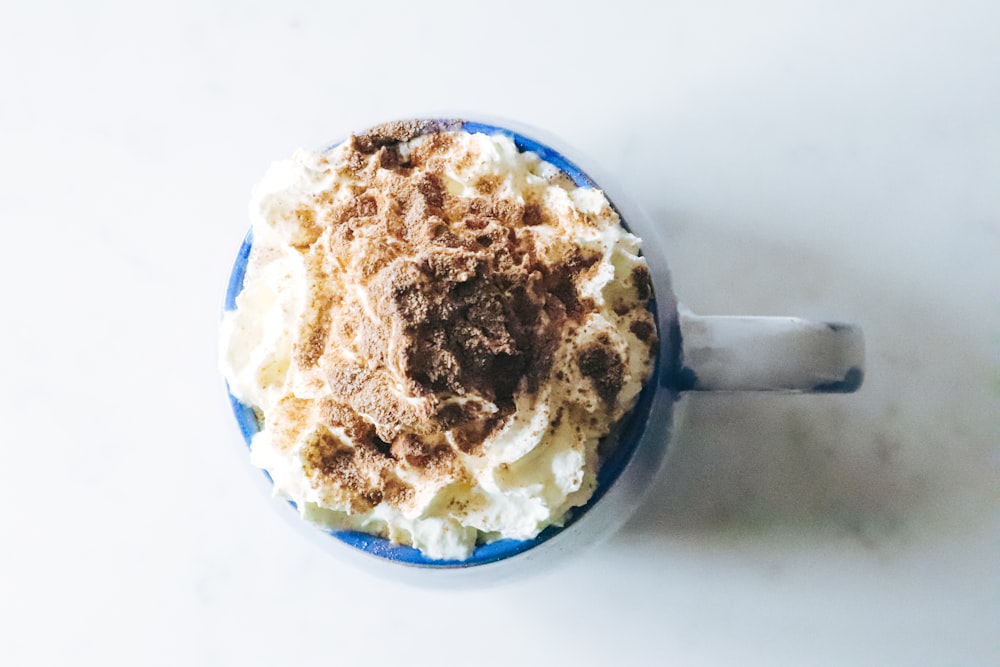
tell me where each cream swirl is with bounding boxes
[220,125,656,560]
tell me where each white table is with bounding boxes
[2,1,997,665]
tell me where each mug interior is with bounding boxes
[224,119,665,568]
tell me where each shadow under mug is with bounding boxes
[223,118,864,583]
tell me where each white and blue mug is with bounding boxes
[223,118,864,583]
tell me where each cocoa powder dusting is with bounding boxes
[350,119,461,153]
[631,265,652,301]
[629,319,655,343]
[577,334,626,404]
[286,128,654,510]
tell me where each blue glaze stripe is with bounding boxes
[224,230,253,312]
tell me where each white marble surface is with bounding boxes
[2,1,997,665]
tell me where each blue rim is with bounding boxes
[224,119,660,568]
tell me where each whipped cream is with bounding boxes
[220,124,657,560]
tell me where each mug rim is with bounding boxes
[223,117,678,570]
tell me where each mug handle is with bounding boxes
[676,310,865,393]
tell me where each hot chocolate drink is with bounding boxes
[220,121,657,559]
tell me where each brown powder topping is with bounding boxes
[577,334,626,404]
[300,427,389,512]
[349,119,462,154]
[272,128,656,511]
[629,319,655,343]
[631,265,652,301]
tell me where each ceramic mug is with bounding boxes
[223,118,864,584]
